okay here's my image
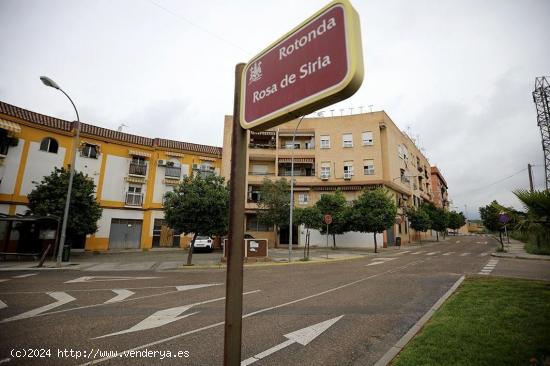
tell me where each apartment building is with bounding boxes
[222,111,443,248]
[0,101,221,251]
[430,166,449,210]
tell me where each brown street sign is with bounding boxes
[240,0,364,131]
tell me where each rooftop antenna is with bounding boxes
[330,109,335,117]
[349,107,354,115]
[117,123,128,132]
[317,111,324,117]
[368,104,374,113]
[359,106,364,114]
[340,108,344,116]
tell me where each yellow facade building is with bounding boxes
[0,101,221,251]
[222,111,446,248]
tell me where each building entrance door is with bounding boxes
[109,219,142,249]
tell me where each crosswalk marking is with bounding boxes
[0,300,6,310]
[459,253,471,256]
[12,274,37,279]
[426,251,440,256]
[0,279,9,283]
[442,252,454,256]
[479,259,498,275]
[410,251,425,255]
[1,292,76,322]
[366,258,397,267]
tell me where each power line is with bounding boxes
[146,0,249,53]
[453,167,529,197]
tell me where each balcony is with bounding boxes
[249,171,275,176]
[125,192,144,206]
[129,162,147,176]
[165,166,181,178]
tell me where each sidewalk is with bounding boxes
[491,237,550,261]
[0,241,439,271]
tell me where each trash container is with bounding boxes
[62,245,71,262]
[395,237,401,247]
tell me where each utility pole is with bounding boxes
[528,163,534,192]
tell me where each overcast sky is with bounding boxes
[1,0,549,219]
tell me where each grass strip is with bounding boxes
[392,277,550,366]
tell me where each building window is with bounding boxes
[344,161,354,178]
[362,131,373,146]
[342,133,353,148]
[81,143,99,159]
[39,137,58,153]
[298,193,309,205]
[126,185,144,206]
[246,215,272,232]
[320,135,330,149]
[247,185,262,202]
[363,159,374,175]
[320,163,331,179]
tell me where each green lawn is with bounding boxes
[392,277,550,366]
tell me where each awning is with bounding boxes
[0,119,21,134]
[278,158,314,164]
[125,176,147,184]
[163,178,180,186]
[165,151,185,158]
[128,149,151,158]
[278,129,315,137]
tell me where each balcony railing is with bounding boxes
[249,172,275,176]
[129,162,147,176]
[125,192,144,206]
[278,171,315,177]
[165,166,181,178]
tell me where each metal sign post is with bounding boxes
[324,214,332,259]
[224,63,247,366]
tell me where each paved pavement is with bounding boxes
[0,235,548,365]
[491,237,550,261]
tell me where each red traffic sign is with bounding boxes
[324,214,333,225]
[240,0,364,131]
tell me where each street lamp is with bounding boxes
[40,76,81,266]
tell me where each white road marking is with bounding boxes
[459,253,471,256]
[241,315,344,365]
[366,258,397,266]
[176,284,222,291]
[0,300,6,310]
[12,274,37,279]
[479,252,489,257]
[1,292,75,322]
[65,276,160,284]
[78,260,425,366]
[478,259,499,275]
[410,251,425,255]
[455,240,461,243]
[95,289,258,339]
[0,283,222,295]
[426,252,440,256]
[394,251,411,255]
[104,289,135,304]
[0,279,9,283]
[0,358,11,364]
[442,252,455,256]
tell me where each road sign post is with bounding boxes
[324,214,332,259]
[224,63,247,366]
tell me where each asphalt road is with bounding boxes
[0,235,548,366]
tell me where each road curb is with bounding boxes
[373,275,466,366]
[490,253,550,261]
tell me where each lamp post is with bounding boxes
[288,116,305,263]
[40,76,80,266]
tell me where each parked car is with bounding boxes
[192,236,214,252]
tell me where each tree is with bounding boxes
[257,178,290,246]
[315,190,349,248]
[27,167,102,246]
[513,189,550,250]
[408,207,431,244]
[293,206,322,259]
[420,202,449,241]
[479,201,505,248]
[349,188,397,253]
[163,174,229,265]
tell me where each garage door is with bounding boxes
[109,219,142,249]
